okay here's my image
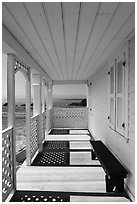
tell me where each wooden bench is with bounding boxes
[90,140,128,193]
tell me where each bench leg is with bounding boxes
[91,150,97,160]
[105,175,124,192]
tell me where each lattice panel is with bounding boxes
[2,128,13,201]
[41,112,45,142]
[50,109,53,130]
[53,108,88,128]
[30,116,39,159]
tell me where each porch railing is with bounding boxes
[41,112,46,142]
[2,127,14,202]
[53,107,88,129]
[30,111,46,162]
[30,115,39,161]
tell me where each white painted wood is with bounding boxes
[24,2,62,80]
[72,2,99,80]
[45,135,91,141]
[63,3,80,80]
[26,71,31,166]
[32,74,43,152]
[53,107,88,129]
[69,130,89,134]
[70,152,100,165]
[46,83,53,132]
[2,2,134,81]
[2,26,52,83]
[77,2,119,79]
[4,2,58,80]
[17,166,105,192]
[45,2,67,80]
[70,141,91,150]
[70,196,130,202]
[7,54,16,191]
[88,36,135,200]
[41,79,45,113]
[83,3,135,79]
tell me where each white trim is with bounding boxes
[53,80,87,85]
[115,54,125,135]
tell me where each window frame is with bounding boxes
[108,53,126,136]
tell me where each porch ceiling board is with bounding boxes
[81,2,135,79]
[2,2,135,82]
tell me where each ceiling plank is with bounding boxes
[45,2,68,80]
[77,2,119,79]
[62,2,80,80]
[81,2,135,79]
[72,2,100,80]
[3,2,58,80]
[24,2,63,80]
[3,3,56,80]
[2,25,52,83]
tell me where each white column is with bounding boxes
[32,74,43,152]
[48,83,53,109]
[46,83,53,133]
[26,70,31,166]
[41,79,46,113]
[41,79,46,140]
[7,54,16,191]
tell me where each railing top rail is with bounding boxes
[2,127,13,135]
[31,114,39,120]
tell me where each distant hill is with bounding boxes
[68,98,87,107]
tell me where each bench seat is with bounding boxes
[90,140,128,193]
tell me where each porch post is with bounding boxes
[41,79,46,113]
[41,79,46,140]
[7,54,16,191]
[32,74,43,152]
[26,69,31,166]
[46,83,53,133]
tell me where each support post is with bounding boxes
[7,54,16,191]
[46,83,53,133]
[41,79,46,140]
[26,69,31,166]
[32,74,43,152]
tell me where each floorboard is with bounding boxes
[15,130,130,202]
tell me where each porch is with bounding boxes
[2,2,135,202]
[4,126,130,202]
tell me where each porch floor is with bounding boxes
[16,129,130,202]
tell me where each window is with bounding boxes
[109,54,125,135]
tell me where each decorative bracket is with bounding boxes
[14,57,30,81]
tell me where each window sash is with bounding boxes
[109,62,116,129]
[115,56,125,135]
[109,54,125,135]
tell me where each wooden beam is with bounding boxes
[2,25,52,83]
[53,80,88,85]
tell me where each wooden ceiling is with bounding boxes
[2,2,135,82]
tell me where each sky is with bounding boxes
[2,54,86,101]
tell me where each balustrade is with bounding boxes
[53,107,88,129]
[2,127,14,202]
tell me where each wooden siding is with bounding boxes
[88,36,135,200]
